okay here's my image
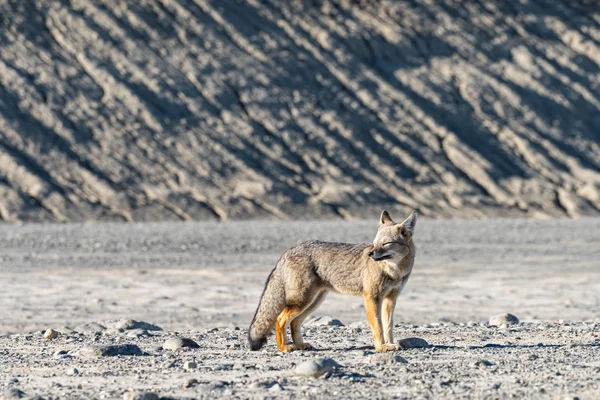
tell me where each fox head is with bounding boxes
[368,210,417,263]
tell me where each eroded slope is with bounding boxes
[0,0,599,221]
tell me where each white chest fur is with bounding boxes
[382,255,414,289]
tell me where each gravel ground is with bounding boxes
[1,218,599,399]
[1,321,599,399]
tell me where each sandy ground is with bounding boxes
[1,218,600,399]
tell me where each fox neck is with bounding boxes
[381,259,403,280]
[380,251,415,281]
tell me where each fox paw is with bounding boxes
[281,344,298,352]
[376,343,400,352]
[296,343,315,351]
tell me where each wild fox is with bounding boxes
[248,210,417,352]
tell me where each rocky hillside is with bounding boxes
[0,0,599,222]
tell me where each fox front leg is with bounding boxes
[364,295,395,352]
[381,289,400,350]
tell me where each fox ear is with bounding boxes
[379,210,394,226]
[400,210,417,234]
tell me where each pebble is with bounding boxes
[398,337,430,349]
[74,322,106,335]
[210,381,226,390]
[213,363,233,371]
[126,329,150,338]
[472,359,494,367]
[369,353,408,364]
[78,344,143,357]
[105,319,162,332]
[295,358,341,378]
[53,350,71,359]
[66,367,79,376]
[122,392,159,400]
[1,388,26,399]
[489,313,520,327]
[306,316,344,327]
[43,329,59,340]
[183,360,197,370]
[269,383,284,392]
[184,378,199,388]
[348,321,370,330]
[249,380,276,389]
[233,363,245,370]
[162,338,200,351]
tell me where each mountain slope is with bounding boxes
[0,0,599,221]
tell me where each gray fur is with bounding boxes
[248,210,417,352]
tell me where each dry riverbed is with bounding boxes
[1,218,599,399]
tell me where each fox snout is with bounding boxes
[368,250,387,261]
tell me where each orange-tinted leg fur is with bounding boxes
[381,291,400,350]
[275,306,305,352]
[364,296,384,350]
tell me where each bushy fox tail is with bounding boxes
[248,267,286,351]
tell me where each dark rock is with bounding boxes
[79,344,143,357]
[398,337,430,349]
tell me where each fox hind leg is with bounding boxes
[290,291,327,350]
[275,305,307,352]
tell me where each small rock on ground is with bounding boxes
[183,378,199,388]
[369,353,408,364]
[489,313,520,327]
[53,350,71,359]
[305,316,344,327]
[348,320,370,331]
[79,344,143,357]
[1,388,26,399]
[66,368,79,376]
[162,338,199,351]
[249,380,275,389]
[269,383,284,392]
[73,322,106,334]
[183,360,197,370]
[126,329,150,338]
[104,319,162,332]
[122,392,159,400]
[472,359,494,367]
[43,329,58,340]
[398,337,430,349]
[295,358,341,378]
